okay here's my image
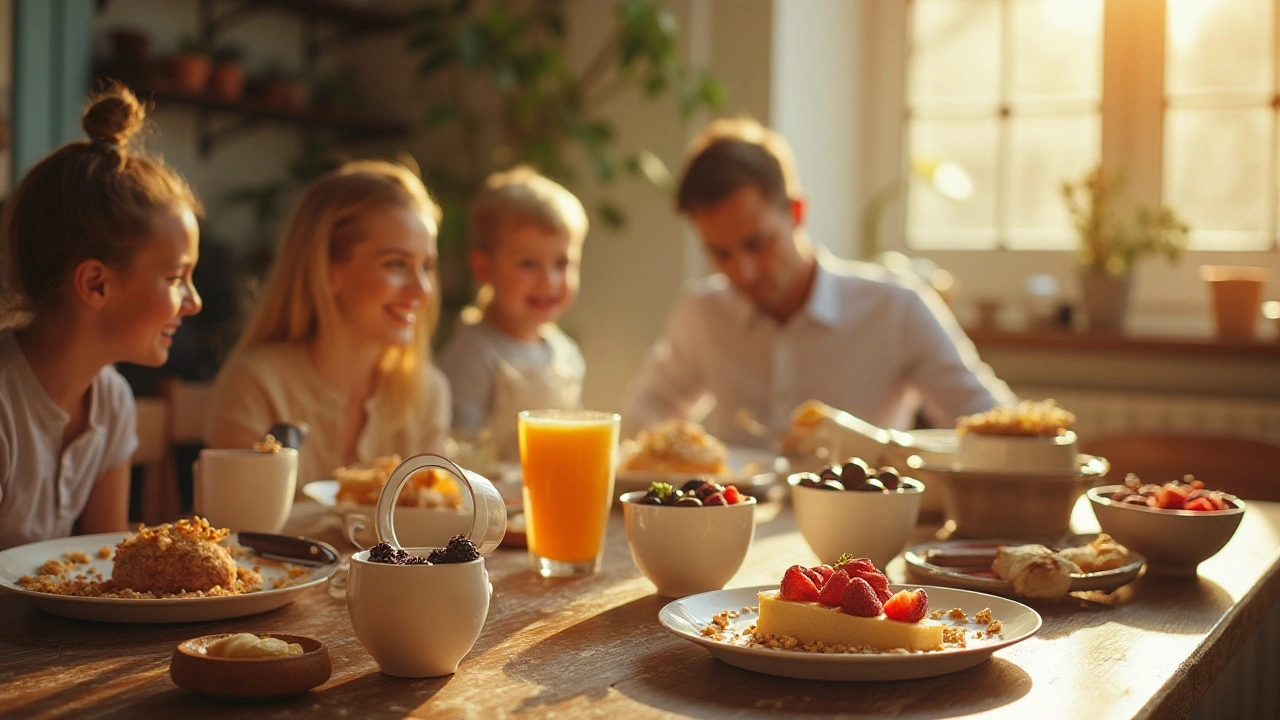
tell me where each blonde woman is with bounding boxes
[205,160,450,486]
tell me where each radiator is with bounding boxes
[1188,600,1280,720]
[1012,386,1280,445]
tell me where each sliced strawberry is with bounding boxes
[799,566,826,587]
[809,564,835,584]
[817,569,851,607]
[1155,485,1187,510]
[780,565,820,602]
[1185,497,1216,512]
[882,588,930,623]
[849,568,893,603]
[840,576,883,617]
[722,486,742,505]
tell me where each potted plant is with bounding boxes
[172,34,213,95]
[1062,165,1190,333]
[408,0,725,327]
[211,45,247,101]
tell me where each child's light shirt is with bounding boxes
[438,320,585,463]
[0,330,138,550]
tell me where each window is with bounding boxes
[903,0,1280,253]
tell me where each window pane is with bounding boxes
[1012,0,1103,101]
[1165,106,1271,249]
[1006,113,1101,249]
[909,0,1000,106]
[906,118,998,249]
[1167,0,1272,95]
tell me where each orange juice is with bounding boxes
[519,411,619,569]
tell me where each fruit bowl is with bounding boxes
[786,468,923,568]
[1087,485,1245,576]
[621,488,756,597]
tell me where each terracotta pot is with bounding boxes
[111,29,150,65]
[1079,270,1132,334]
[171,54,212,95]
[211,63,246,101]
[1201,265,1269,340]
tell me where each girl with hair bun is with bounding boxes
[0,82,204,549]
[204,160,450,487]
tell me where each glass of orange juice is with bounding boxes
[518,409,620,577]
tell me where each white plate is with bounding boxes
[660,584,1041,681]
[903,537,1146,597]
[616,446,784,498]
[0,532,337,623]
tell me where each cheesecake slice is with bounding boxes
[755,590,944,652]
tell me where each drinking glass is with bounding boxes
[518,409,620,577]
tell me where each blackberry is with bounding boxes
[427,535,480,564]
[369,542,403,564]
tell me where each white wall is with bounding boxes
[771,0,862,259]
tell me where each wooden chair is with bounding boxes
[162,378,214,514]
[133,397,174,524]
[1079,432,1280,502]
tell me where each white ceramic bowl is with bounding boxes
[1087,485,1245,576]
[786,474,923,568]
[956,431,1079,473]
[620,491,756,597]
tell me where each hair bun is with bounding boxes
[81,81,146,149]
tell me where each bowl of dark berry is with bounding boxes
[1087,475,1245,576]
[787,458,924,568]
[620,478,756,597]
[340,454,506,677]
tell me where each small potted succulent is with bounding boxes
[171,33,213,95]
[1062,165,1190,333]
[211,44,247,101]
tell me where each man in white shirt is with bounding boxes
[624,118,1015,448]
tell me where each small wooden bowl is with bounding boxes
[170,633,331,701]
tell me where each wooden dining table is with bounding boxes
[2,494,1278,719]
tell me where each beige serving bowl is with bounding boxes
[1087,485,1246,576]
[170,633,331,701]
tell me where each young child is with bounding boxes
[204,160,451,486]
[438,166,588,464]
[0,83,204,550]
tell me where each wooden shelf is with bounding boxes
[95,0,413,156]
[964,326,1280,361]
[96,62,409,156]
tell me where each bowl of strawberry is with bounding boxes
[1087,475,1245,576]
[621,479,756,597]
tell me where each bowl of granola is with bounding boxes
[1087,477,1244,576]
[955,400,1079,474]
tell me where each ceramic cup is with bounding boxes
[193,448,298,533]
[342,454,506,678]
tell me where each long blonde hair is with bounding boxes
[233,160,441,416]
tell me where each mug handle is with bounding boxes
[375,454,507,555]
[327,562,349,601]
[343,513,373,550]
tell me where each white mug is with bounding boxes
[193,448,298,533]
